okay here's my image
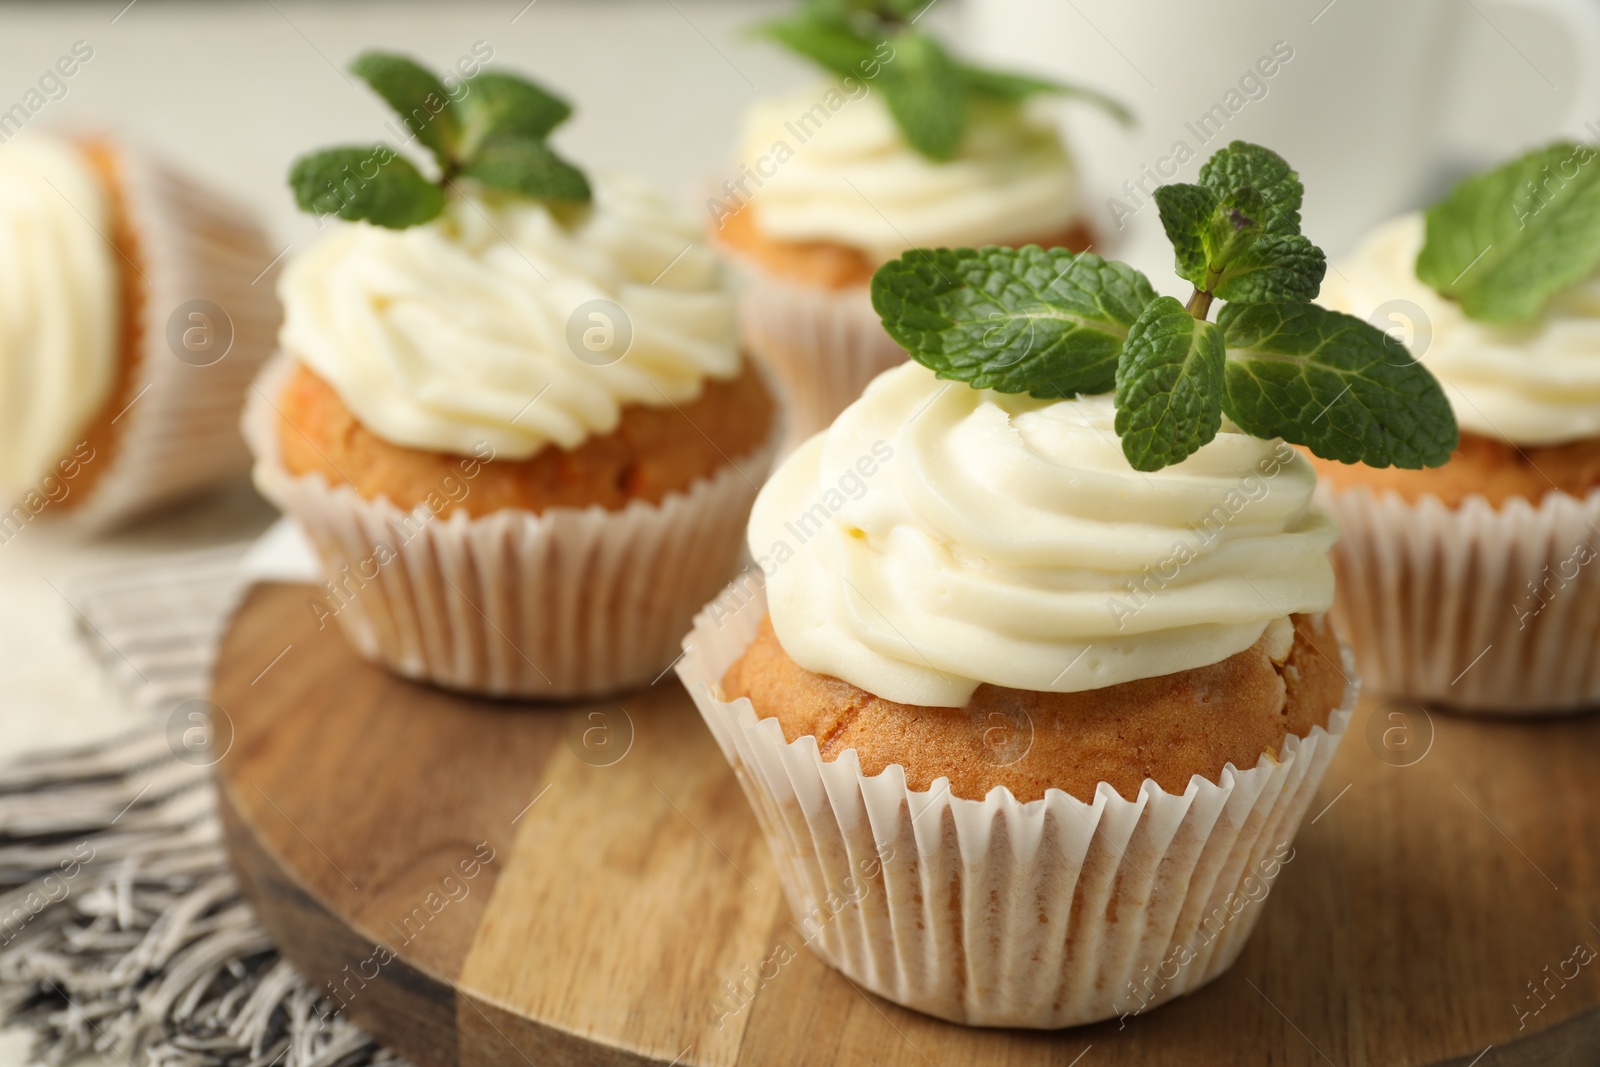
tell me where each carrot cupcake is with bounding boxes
[0,132,279,535]
[1314,141,1600,712]
[243,53,778,698]
[708,0,1121,444]
[682,142,1454,1026]
[681,364,1354,1027]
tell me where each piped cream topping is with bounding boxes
[1320,212,1600,447]
[750,362,1338,706]
[0,135,119,504]
[733,82,1080,264]
[279,174,741,458]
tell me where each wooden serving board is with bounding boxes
[213,582,1600,1067]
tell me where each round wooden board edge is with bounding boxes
[215,749,461,1065]
[209,582,1600,1067]
[211,582,712,1067]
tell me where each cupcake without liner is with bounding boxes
[709,87,1095,449]
[248,176,780,699]
[1316,213,1600,713]
[679,362,1355,1026]
[0,134,281,535]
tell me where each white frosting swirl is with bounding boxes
[1320,213,1600,446]
[280,174,741,458]
[750,363,1338,706]
[735,82,1079,264]
[0,135,118,504]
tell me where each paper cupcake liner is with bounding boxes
[62,140,282,532]
[730,264,905,451]
[677,583,1355,1028]
[1321,484,1600,713]
[243,356,780,699]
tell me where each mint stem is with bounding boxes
[1185,288,1214,319]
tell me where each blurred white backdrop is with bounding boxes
[0,1,818,247]
[969,0,1600,282]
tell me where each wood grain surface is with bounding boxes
[214,581,1600,1067]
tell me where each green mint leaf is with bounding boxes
[957,64,1133,125]
[752,10,881,77]
[288,146,445,229]
[456,71,573,158]
[878,33,967,161]
[349,52,459,168]
[871,245,1157,398]
[1218,301,1457,468]
[1114,296,1225,471]
[1157,183,1286,298]
[459,133,591,202]
[1153,183,1217,290]
[1417,141,1600,323]
[1214,233,1326,303]
[1156,145,1324,308]
[1198,141,1302,236]
[1204,185,1267,269]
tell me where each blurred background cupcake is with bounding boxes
[244,53,778,699]
[1314,141,1600,714]
[0,130,280,535]
[708,0,1123,448]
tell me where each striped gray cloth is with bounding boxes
[68,545,248,717]
[0,547,401,1067]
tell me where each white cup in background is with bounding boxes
[965,0,1600,282]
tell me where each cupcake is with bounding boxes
[0,132,280,536]
[707,1,1123,445]
[243,53,778,699]
[1313,141,1600,713]
[681,142,1453,1026]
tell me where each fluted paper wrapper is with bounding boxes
[677,584,1356,1028]
[732,265,905,451]
[66,141,282,532]
[244,357,778,699]
[1322,485,1600,713]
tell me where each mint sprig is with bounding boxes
[288,148,445,229]
[1213,233,1325,304]
[1218,302,1458,469]
[755,0,1130,162]
[871,139,1457,471]
[1152,143,1325,317]
[348,53,462,165]
[290,51,589,229]
[1114,297,1224,471]
[879,33,966,161]
[455,71,574,152]
[1418,141,1600,323]
[758,8,885,80]
[459,135,590,202]
[1198,141,1303,235]
[873,246,1154,397]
